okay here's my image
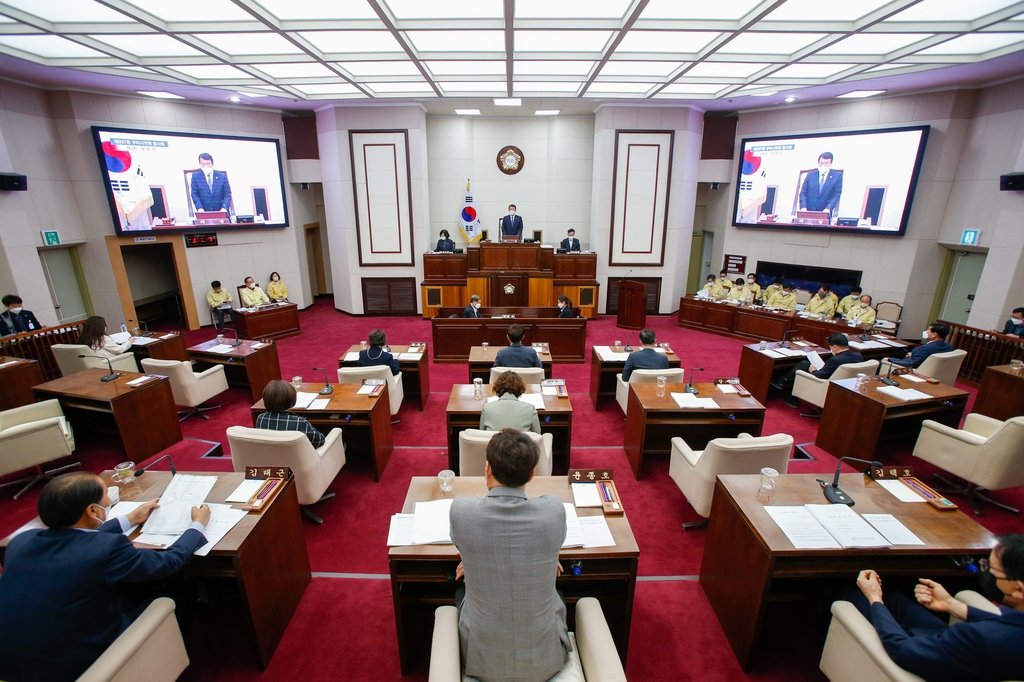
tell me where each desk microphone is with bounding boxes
[822,457,882,506]
[78,355,120,382]
[313,367,333,395]
[138,320,151,337]
[135,454,177,477]
[780,330,798,349]
[686,367,704,394]
[624,331,634,352]
[622,269,633,281]
[224,327,242,347]
[880,362,901,387]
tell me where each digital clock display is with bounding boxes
[185,233,218,247]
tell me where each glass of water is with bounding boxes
[481,342,489,354]
[473,377,484,399]
[291,375,302,388]
[360,340,367,349]
[1012,359,1023,371]
[760,467,780,492]
[438,469,455,494]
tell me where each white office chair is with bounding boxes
[669,433,794,529]
[614,368,684,415]
[912,413,1024,515]
[791,359,879,418]
[488,366,545,385]
[879,349,967,386]
[227,425,346,525]
[429,597,626,682]
[76,598,188,682]
[140,358,229,421]
[337,366,404,416]
[51,344,138,376]
[0,399,78,499]
[458,428,553,477]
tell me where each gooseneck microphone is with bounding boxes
[224,327,242,347]
[136,454,177,477]
[821,457,883,506]
[624,331,634,352]
[686,367,705,394]
[313,367,333,395]
[880,361,901,387]
[79,354,120,382]
[780,330,798,349]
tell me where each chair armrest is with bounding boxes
[194,364,225,381]
[76,597,188,682]
[0,416,66,441]
[736,432,753,439]
[795,369,826,384]
[919,420,988,447]
[962,413,1003,438]
[821,601,925,682]
[316,428,344,458]
[0,399,63,428]
[428,605,461,682]
[669,436,699,466]
[951,590,1000,624]
[575,598,627,682]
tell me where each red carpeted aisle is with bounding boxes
[2,298,1021,682]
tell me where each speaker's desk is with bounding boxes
[31,369,182,460]
[0,471,311,671]
[445,383,572,475]
[701,474,996,671]
[815,376,968,461]
[468,345,553,382]
[432,316,587,363]
[0,355,43,411]
[623,382,765,480]
[232,302,301,341]
[588,344,681,408]
[389,476,639,675]
[339,344,430,411]
[188,338,282,403]
[251,382,393,481]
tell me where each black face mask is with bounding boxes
[978,571,1009,604]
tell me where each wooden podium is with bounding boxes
[616,280,646,330]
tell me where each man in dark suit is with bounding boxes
[560,229,580,252]
[0,472,209,682]
[463,294,482,318]
[844,534,1024,682]
[190,152,232,213]
[0,294,42,336]
[493,323,542,369]
[435,229,455,252]
[500,204,523,238]
[358,328,400,375]
[621,328,669,381]
[799,151,843,221]
[998,307,1024,337]
[775,333,864,408]
[450,429,570,682]
[886,322,953,369]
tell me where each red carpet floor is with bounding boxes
[2,297,1021,682]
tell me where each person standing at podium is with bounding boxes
[621,329,669,381]
[560,229,580,252]
[493,324,542,369]
[799,151,843,223]
[501,204,523,238]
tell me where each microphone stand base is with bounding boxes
[879,377,900,386]
[101,373,120,382]
[685,385,699,394]
[823,485,855,506]
[319,386,333,395]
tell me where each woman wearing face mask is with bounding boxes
[844,294,876,327]
[557,295,574,318]
[267,272,288,302]
[77,316,132,358]
[240,276,270,308]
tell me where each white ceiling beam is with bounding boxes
[365,0,442,98]
[504,0,515,97]
[579,0,651,97]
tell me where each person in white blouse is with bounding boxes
[77,316,132,358]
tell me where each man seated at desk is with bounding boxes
[805,284,837,317]
[560,229,580,252]
[0,472,209,682]
[701,275,724,300]
[844,294,876,327]
[762,276,784,303]
[622,328,669,381]
[727,278,748,302]
[481,371,541,433]
[745,273,761,302]
[836,286,863,318]
[450,429,569,682]
[358,328,400,375]
[0,294,43,336]
[996,307,1024,337]
[773,332,863,408]
[501,204,523,239]
[766,282,797,311]
[464,294,482,318]
[240,276,270,308]
[207,280,233,330]
[493,324,542,369]
[843,533,1024,682]
[886,322,952,369]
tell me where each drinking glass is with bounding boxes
[217,334,225,345]
[473,377,484,399]
[108,486,120,505]
[614,340,621,348]
[760,467,779,492]
[291,375,302,388]
[481,342,489,354]
[438,469,455,493]
[112,461,136,484]
[360,340,367,349]
[1012,359,1023,371]
[657,375,667,389]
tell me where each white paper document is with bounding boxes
[806,351,825,370]
[654,347,668,353]
[861,514,925,546]
[562,504,585,548]
[776,348,807,357]
[717,383,738,394]
[763,506,842,549]
[225,478,264,503]
[805,504,892,548]
[194,504,248,556]
[125,375,160,387]
[849,340,888,350]
[110,501,145,535]
[759,349,785,359]
[409,498,454,544]
[671,392,719,409]
[356,384,381,395]
[128,336,157,345]
[141,474,217,536]
[160,333,176,340]
[205,344,235,354]
[578,516,615,548]
[878,339,905,347]
[397,352,422,361]
[387,514,415,546]
[593,346,630,361]
[541,386,558,395]
[517,394,546,410]
[134,533,179,549]
[901,374,926,383]
[876,479,927,503]
[293,391,319,409]
[877,386,931,401]
[307,399,330,410]
[571,483,603,508]
[110,331,132,344]
[344,352,360,361]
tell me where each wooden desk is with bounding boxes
[233,303,301,341]
[0,471,311,671]
[972,364,1024,421]
[623,382,765,480]
[445,384,572,475]
[737,342,832,405]
[339,344,430,411]
[588,345,680,408]
[31,369,182,460]
[251,382,393,481]
[188,339,282,403]
[468,345,553,382]
[438,306,570,319]
[0,356,43,411]
[701,474,996,670]
[432,316,587,363]
[126,332,189,362]
[815,376,969,461]
[389,476,639,675]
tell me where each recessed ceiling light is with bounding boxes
[455,109,481,115]
[228,96,241,102]
[238,92,267,98]
[494,98,522,106]
[534,109,560,115]
[784,96,797,102]
[751,91,778,97]
[137,91,184,99]
[837,90,886,98]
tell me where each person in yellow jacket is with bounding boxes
[207,280,233,329]
[805,285,837,317]
[718,270,731,288]
[845,295,877,326]
[744,274,761,302]
[702,275,724,300]
[241,276,270,308]
[762,276,783,303]
[836,286,863,318]
[267,271,288,302]
[727,278,748,301]
[766,283,797,311]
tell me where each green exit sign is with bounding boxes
[41,230,60,246]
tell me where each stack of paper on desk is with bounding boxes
[486,394,546,409]
[571,482,603,507]
[593,346,630,362]
[128,336,157,345]
[344,352,360,361]
[141,474,217,536]
[764,504,895,549]
[397,352,422,361]
[849,340,889,350]
[671,392,719,409]
[775,348,807,358]
[409,499,454,544]
[205,344,235,354]
[759,349,785,359]
[877,386,931,401]
[293,392,319,409]
[136,504,247,555]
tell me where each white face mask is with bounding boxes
[509,210,516,216]
[558,302,564,308]
[272,276,279,281]
[8,307,21,314]
[747,278,755,283]
[922,330,930,339]
[248,283,255,289]
[473,302,480,309]
[860,302,868,309]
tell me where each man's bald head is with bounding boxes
[37,472,105,528]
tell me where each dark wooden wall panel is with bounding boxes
[282,116,319,160]
[701,116,738,160]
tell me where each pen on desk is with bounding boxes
[598,481,609,503]
[257,479,278,500]
[902,478,935,499]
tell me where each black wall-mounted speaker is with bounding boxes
[0,172,27,191]
[999,172,1024,191]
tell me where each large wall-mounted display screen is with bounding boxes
[732,125,929,236]
[91,126,289,234]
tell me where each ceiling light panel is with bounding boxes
[119,0,254,22]
[455,109,480,114]
[168,64,257,79]
[137,91,184,98]
[298,31,405,53]
[1,0,134,23]
[512,82,583,92]
[515,31,614,52]
[384,0,504,19]
[193,33,304,56]
[916,33,1024,55]
[514,61,596,75]
[439,81,509,92]
[365,82,435,92]
[640,0,764,20]
[658,83,727,94]
[721,32,829,55]
[0,35,108,59]
[886,0,1022,22]
[253,62,337,78]
[599,61,684,76]
[585,82,654,93]
[293,83,363,95]
[684,62,770,78]
[88,34,204,57]
[768,62,857,78]
[818,33,933,55]
[515,0,633,19]
[428,61,507,75]
[615,31,722,53]
[256,0,381,20]
[761,0,894,22]
[406,31,505,52]
[338,61,421,76]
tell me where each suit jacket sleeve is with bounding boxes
[103,528,206,585]
[799,174,811,210]
[190,173,203,211]
[621,355,636,382]
[812,357,840,379]
[220,173,232,211]
[530,411,541,434]
[531,350,542,368]
[827,172,843,213]
[389,354,401,376]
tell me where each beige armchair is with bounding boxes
[140,358,229,422]
[879,349,966,386]
[429,597,626,682]
[337,365,404,416]
[51,344,138,376]
[76,598,188,682]
[792,359,879,417]
[458,428,553,477]
[488,366,545,385]
[912,413,1024,515]
[227,425,345,524]
[669,432,794,529]
[820,591,1002,682]
[0,399,78,499]
[615,367,684,415]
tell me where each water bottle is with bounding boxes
[120,321,127,333]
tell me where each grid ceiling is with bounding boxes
[0,0,1021,103]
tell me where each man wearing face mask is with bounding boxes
[1,294,43,336]
[884,321,953,371]
[463,294,482,318]
[0,472,209,682]
[773,333,863,408]
[842,534,1024,682]
[845,294,876,326]
[501,204,523,239]
[836,286,863,318]
[996,307,1024,337]
[240,276,270,308]
[744,274,761,302]
[805,284,837,317]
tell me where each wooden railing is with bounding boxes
[939,319,1024,383]
[0,323,84,380]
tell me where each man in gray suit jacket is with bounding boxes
[493,323,543,369]
[450,429,570,682]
